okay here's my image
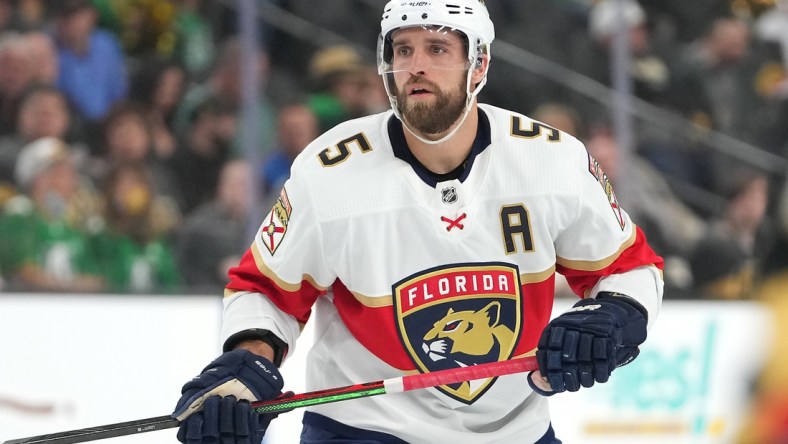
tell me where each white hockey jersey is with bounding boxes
[222,104,664,443]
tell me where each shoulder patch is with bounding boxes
[587,153,625,230]
[260,187,292,255]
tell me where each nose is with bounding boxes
[408,49,429,75]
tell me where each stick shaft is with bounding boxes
[3,357,537,444]
[3,416,179,444]
[401,356,537,392]
[251,356,537,413]
[251,381,387,414]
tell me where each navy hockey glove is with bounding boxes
[173,349,285,443]
[528,292,648,396]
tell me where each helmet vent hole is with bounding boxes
[401,14,407,20]
[422,13,428,19]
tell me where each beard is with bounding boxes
[396,78,467,135]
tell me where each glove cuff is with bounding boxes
[224,329,288,366]
[595,291,648,324]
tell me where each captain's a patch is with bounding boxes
[260,188,292,255]
[588,153,625,230]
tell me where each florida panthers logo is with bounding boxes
[393,263,523,403]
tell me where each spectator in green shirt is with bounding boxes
[90,161,181,293]
[0,137,104,292]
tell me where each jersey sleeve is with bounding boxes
[554,148,664,322]
[221,169,335,357]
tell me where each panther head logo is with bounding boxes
[393,263,523,403]
[422,301,514,367]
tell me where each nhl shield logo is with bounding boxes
[260,188,292,255]
[393,263,522,404]
[441,187,458,204]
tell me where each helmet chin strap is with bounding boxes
[396,67,486,146]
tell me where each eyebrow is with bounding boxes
[391,36,457,47]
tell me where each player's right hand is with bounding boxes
[172,349,285,443]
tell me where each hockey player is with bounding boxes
[173,0,664,442]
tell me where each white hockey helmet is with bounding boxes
[378,0,495,71]
[377,0,495,140]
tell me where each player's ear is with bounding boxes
[471,54,489,84]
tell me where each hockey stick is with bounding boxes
[3,356,537,444]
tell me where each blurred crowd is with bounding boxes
[0,0,389,294]
[3,0,785,300]
[0,1,785,291]
[0,0,786,441]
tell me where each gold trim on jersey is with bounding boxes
[556,224,637,271]
[349,266,557,308]
[251,241,328,292]
[520,266,555,284]
[351,291,393,307]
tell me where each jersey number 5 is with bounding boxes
[318,133,373,167]
[510,116,560,142]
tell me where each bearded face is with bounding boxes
[396,76,467,135]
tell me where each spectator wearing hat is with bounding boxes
[306,45,372,132]
[0,137,104,292]
[53,0,128,124]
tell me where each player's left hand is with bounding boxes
[527,292,647,396]
[172,349,285,443]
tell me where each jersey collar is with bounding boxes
[388,109,492,188]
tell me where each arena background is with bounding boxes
[1,0,787,442]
